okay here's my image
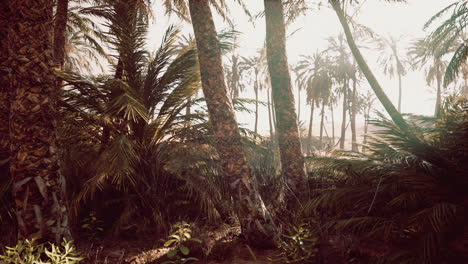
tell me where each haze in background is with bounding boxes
[147,0,451,136]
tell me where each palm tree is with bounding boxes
[187,0,276,243]
[361,91,375,153]
[326,34,354,150]
[6,0,71,243]
[225,54,244,99]
[308,96,468,263]
[408,38,449,117]
[376,35,408,112]
[264,0,309,206]
[296,52,332,153]
[59,19,227,234]
[239,55,263,134]
[330,0,410,132]
[424,1,468,88]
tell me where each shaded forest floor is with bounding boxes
[76,224,279,264]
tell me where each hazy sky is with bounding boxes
[146,0,454,135]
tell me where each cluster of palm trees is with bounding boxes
[0,0,466,253]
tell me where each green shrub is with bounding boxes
[0,239,83,264]
[161,222,202,264]
[270,223,318,264]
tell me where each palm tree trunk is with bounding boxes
[0,5,13,241]
[271,88,277,130]
[435,61,442,118]
[331,0,409,132]
[254,85,259,134]
[330,103,335,145]
[362,110,370,153]
[297,85,301,122]
[340,80,347,150]
[264,0,308,205]
[0,1,10,164]
[351,75,358,152]
[397,72,402,113]
[188,0,276,244]
[8,0,70,243]
[319,102,325,149]
[267,87,274,139]
[307,100,315,155]
[53,0,69,69]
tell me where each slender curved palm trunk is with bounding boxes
[307,100,315,155]
[264,0,308,205]
[331,0,409,132]
[188,0,276,244]
[351,76,358,152]
[7,0,70,243]
[340,81,347,149]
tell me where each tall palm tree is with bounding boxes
[187,0,276,243]
[326,34,354,150]
[6,0,71,243]
[330,0,410,132]
[264,0,308,205]
[296,52,331,154]
[361,91,375,153]
[424,1,467,88]
[376,35,407,112]
[408,38,449,117]
[239,55,263,134]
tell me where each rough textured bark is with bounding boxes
[307,99,315,155]
[7,0,70,243]
[188,0,276,244]
[53,0,69,68]
[264,0,308,204]
[331,0,409,132]
[340,81,347,150]
[0,1,16,244]
[0,1,10,163]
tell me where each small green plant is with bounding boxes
[161,222,202,264]
[0,239,83,264]
[80,211,104,239]
[270,224,318,264]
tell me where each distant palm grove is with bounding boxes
[0,0,467,264]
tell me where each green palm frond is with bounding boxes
[424,1,468,87]
[305,96,468,263]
